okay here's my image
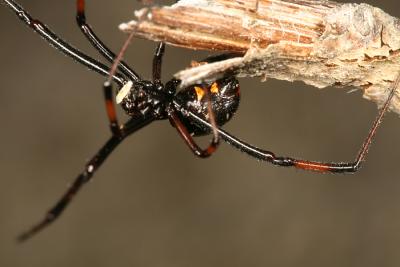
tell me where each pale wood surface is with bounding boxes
[120,0,400,114]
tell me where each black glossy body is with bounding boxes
[175,77,240,136]
[2,0,397,243]
[118,76,240,136]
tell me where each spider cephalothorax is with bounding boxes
[118,79,176,118]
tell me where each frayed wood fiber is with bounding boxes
[120,0,400,114]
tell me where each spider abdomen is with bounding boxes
[175,76,240,136]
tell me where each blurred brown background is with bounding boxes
[1,0,400,266]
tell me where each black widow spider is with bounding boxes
[2,0,398,242]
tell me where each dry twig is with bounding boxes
[120,0,400,114]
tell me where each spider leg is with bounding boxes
[17,70,154,242]
[163,48,223,149]
[104,81,123,135]
[76,0,140,81]
[3,0,126,86]
[168,108,219,158]
[17,113,155,243]
[152,42,165,83]
[175,72,398,172]
[165,47,223,158]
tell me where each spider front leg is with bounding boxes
[2,0,126,86]
[76,0,140,81]
[151,41,220,156]
[169,109,219,158]
[104,81,124,135]
[17,82,154,242]
[17,112,155,243]
[148,40,220,155]
[168,73,241,159]
[181,72,399,173]
[152,42,165,83]
[183,109,358,172]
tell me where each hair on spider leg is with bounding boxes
[1,0,398,243]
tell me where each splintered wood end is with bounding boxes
[120,0,400,114]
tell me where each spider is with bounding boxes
[2,0,398,242]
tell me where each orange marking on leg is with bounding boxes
[77,0,85,14]
[294,160,330,172]
[106,100,117,122]
[206,145,217,155]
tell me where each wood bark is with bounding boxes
[119,0,400,114]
